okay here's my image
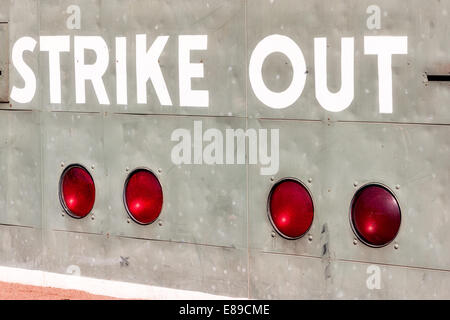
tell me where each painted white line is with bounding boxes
[0,265,244,300]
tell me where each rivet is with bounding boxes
[353,181,358,187]
[308,178,312,183]
[353,239,358,245]
[127,219,130,224]
[157,168,162,174]
[271,231,276,238]
[91,164,95,170]
[125,167,130,172]
[394,243,399,250]
[91,215,95,221]
[158,220,163,227]
[60,162,65,168]
[308,234,313,241]
[395,184,400,190]
[270,176,275,182]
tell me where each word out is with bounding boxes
[249,35,408,113]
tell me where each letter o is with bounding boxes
[249,34,307,109]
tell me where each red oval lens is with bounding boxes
[124,169,163,225]
[269,179,314,239]
[60,165,95,218]
[351,185,401,247]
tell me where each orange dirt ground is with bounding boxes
[0,281,119,300]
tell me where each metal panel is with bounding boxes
[249,119,450,271]
[327,260,450,299]
[249,252,326,299]
[38,0,246,116]
[7,0,39,109]
[0,23,9,102]
[0,225,42,270]
[0,0,9,22]
[41,111,107,234]
[103,114,247,248]
[42,229,248,297]
[247,0,450,124]
[102,0,246,117]
[249,251,450,299]
[0,111,41,228]
[319,122,450,270]
[248,119,324,257]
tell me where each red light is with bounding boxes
[351,184,401,247]
[268,179,314,239]
[124,169,163,225]
[60,165,95,218]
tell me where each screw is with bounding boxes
[271,231,276,238]
[394,243,399,250]
[353,239,358,245]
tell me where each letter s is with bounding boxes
[10,37,37,104]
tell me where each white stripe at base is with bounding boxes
[0,265,243,300]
